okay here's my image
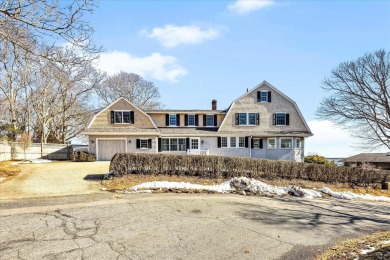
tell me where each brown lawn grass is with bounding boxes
[102,175,390,197]
[315,231,390,260]
[0,161,20,178]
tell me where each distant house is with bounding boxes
[82,81,313,162]
[342,153,390,170]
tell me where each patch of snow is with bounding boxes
[10,162,19,166]
[322,187,390,202]
[29,159,52,164]
[0,177,6,181]
[100,187,107,191]
[361,246,376,255]
[128,180,233,193]
[286,185,322,199]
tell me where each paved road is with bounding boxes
[0,162,109,200]
[1,193,389,260]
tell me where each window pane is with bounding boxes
[239,113,247,125]
[239,137,245,147]
[230,137,236,147]
[161,139,169,151]
[268,138,276,149]
[114,111,122,123]
[221,137,228,148]
[276,113,286,125]
[281,139,292,149]
[170,138,178,151]
[188,115,195,126]
[123,111,131,123]
[261,91,268,102]
[248,113,256,125]
[140,139,148,148]
[206,115,214,126]
[253,139,260,149]
[169,115,177,126]
[191,139,199,149]
[178,139,186,151]
[296,139,301,148]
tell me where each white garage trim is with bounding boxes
[96,138,127,161]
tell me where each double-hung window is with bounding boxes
[296,138,302,149]
[169,114,177,126]
[140,139,148,149]
[206,115,214,126]
[238,137,245,148]
[252,138,262,149]
[230,137,236,148]
[239,113,247,125]
[248,113,256,125]
[187,115,195,126]
[113,111,132,124]
[260,91,268,102]
[161,138,187,151]
[275,113,288,126]
[236,113,259,125]
[221,137,228,148]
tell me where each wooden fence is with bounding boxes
[0,142,88,161]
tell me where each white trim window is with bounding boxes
[280,138,293,149]
[113,110,132,124]
[238,137,245,148]
[252,138,262,149]
[236,113,259,126]
[161,138,187,151]
[188,114,195,126]
[221,137,228,148]
[296,138,303,149]
[169,114,177,126]
[260,91,268,102]
[205,115,214,126]
[191,139,199,149]
[140,139,149,149]
[274,113,289,126]
[230,137,236,148]
[268,138,276,149]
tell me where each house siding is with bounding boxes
[90,99,156,129]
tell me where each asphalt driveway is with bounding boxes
[0,193,389,260]
[0,161,109,200]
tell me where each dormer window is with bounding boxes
[111,110,134,124]
[169,114,177,126]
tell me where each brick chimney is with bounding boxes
[212,99,217,110]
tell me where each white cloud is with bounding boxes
[228,0,274,15]
[142,25,222,48]
[305,120,359,158]
[96,51,187,83]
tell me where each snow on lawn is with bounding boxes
[11,159,53,165]
[322,187,390,202]
[124,176,390,202]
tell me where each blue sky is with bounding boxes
[88,0,390,157]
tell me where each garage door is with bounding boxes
[97,139,126,161]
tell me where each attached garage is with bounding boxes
[96,139,127,161]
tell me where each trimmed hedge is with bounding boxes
[109,153,390,186]
[72,151,96,162]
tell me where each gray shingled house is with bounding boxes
[82,81,312,161]
[342,153,390,170]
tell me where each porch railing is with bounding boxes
[187,149,209,155]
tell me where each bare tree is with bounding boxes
[95,72,164,110]
[0,0,100,62]
[317,49,390,150]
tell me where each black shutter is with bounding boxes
[268,91,271,102]
[257,91,260,102]
[130,111,134,124]
[158,138,162,152]
[286,114,290,125]
[256,113,260,125]
[235,113,239,125]
[203,115,206,126]
[166,114,169,126]
[251,139,254,149]
[148,139,152,149]
[214,115,217,126]
[176,114,180,126]
[184,114,188,126]
[245,137,249,148]
[217,137,221,148]
[111,111,114,124]
[260,139,263,149]
[195,115,199,126]
[273,114,276,125]
[186,138,190,150]
[136,139,140,149]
